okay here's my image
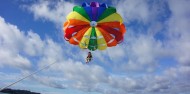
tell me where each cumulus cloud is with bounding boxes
[27,0,75,25]
[111,0,190,71]
[24,31,45,56]
[0,17,31,69]
[166,0,190,66]
[39,59,109,91]
[115,0,150,23]
[32,75,67,89]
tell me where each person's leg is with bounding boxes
[86,58,89,63]
[89,58,91,62]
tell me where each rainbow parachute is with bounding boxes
[63,2,126,51]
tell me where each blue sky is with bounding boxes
[0,0,190,94]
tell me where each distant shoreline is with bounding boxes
[0,88,40,94]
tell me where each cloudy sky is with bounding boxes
[0,0,190,94]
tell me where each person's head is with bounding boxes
[88,52,91,54]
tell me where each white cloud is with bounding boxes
[45,59,109,90]
[32,75,67,89]
[37,39,64,68]
[111,0,190,72]
[115,0,150,23]
[24,31,45,56]
[0,17,25,52]
[0,17,31,69]
[28,0,75,25]
[130,35,163,65]
[166,0,190,65]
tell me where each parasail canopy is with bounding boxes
[63,2,126,51]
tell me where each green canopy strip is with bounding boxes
[88,27,97,51]
[73,6,91,21]
[97,7,116,21]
